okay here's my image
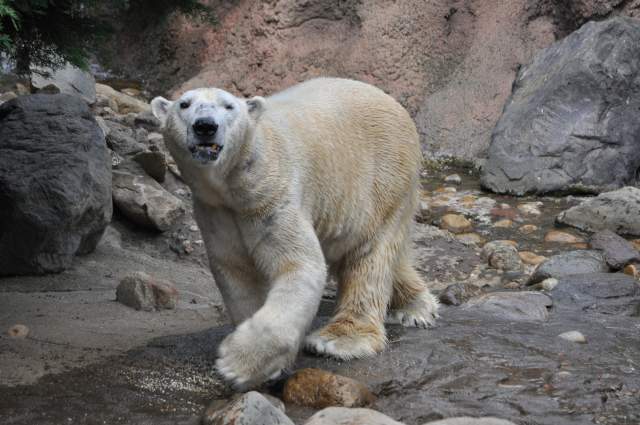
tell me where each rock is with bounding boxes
[31,63,96,104]
[493,219,513,228]
[104,119,145,157]
[538,277,559,291]
[623,264,639,278]
[0,94,112,275]
[589,229,640,270]
[482,241,518,259]
[0,91,17,103]
[435,187,457,193]
[543,230,584,244]
[121,88,142,98]
[465,292,552,322]
[481,18,640,195]
[558,331,586,344]
[7,324,29,338]
[134,110,161,131]
[516,202,542,216]
[440,214,473,234]
[95,83,150,114]
[116,271,178,311]
[423,418,516,425]
[557,187,640,236]
[304,407,402,425]
[439,282,484,306]
[132,151,167,183]
[528,250,608,285]
[112,170,183,231]
[444,174,462,185]
[202,391,293,425]
[14,82,30,96]
[454,233,484,246]
[518,224,538,234]
[550,273,640,316]
[487,244,522,272]
[283,368,375,409]
[518,251,546,266]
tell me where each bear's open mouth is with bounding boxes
[189,143,223,163]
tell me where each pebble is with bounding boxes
[487,245,522,271]
[7,324,29,338]
[482,240,519,258]
[544,230,584,244]
[444,174,462,185]
[434,186,457,193]
[490,207,519,220]
[440,214,473,234]
[430,197,452,208]
[116,271,178,311]
[519,224,538,234]
[539,277,559,291]
[455,233,485,245]
[519,251,547,266]
[305,407,403,425]
[623,263,638,278]
[632,239,640,251]
[283,368,375,408]
[517,202,543,216]
[493,219,513,228]
[439,282,484,306]
[558,331,586,344]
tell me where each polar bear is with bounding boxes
[151,78,438,388]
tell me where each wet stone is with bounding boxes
[623,264,639,278]
[517,202,543,216]
[283,368,376,409]
[202,391,293,425]
[423,418,517,425]
[454,233,484,246]
[440,214,473,234]
[558,331,586,344]
[519,224,538,234]
[439,282,484,306]
[544,230,584,244]
[527,250,608,285]
[465,292,552,322]
[493,219,513,228]
[7,324,29,338]
[484,243,522,272]
[518,251,546,266]
[444,174,462,185]
[589,229,640,270]
[304,407,403,425]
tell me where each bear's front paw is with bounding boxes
[215,318,297,390]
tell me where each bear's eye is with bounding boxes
[179,101,190,109]
[224,104,234,111]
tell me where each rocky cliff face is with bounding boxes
[104,0,640,161]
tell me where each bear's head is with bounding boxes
[151,88,265,166]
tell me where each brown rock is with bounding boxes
[116,271,178,311]
[519,224,538,234]
[455,233,485,245]
[493,219,513,228]
[95,83,149,114]
[623,264,638,278]
[544,230,584,244]
[519,251,547,266]
[440,214,473,234]
[283,368,375,409]
[7,324,29,338]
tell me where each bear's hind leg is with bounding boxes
[304,237,395,359]
[386,255,439,328]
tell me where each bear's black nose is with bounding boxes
[193,118,218,137]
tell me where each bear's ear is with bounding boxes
[151,96,173,126]
[246,96,266,119]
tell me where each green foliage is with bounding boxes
[0,0,216,76]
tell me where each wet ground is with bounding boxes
[1,166,639,424]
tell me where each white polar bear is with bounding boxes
[151,78,438,389]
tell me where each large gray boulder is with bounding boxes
[31,63,96,104]
[557,186,640,236]
[0,94,112,275]
[481,17,640,195]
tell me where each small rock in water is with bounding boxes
[202,391,292,425]
[539,277,559,291]
[283,368,375,408]
[558,331,586,344]
[7,324,29,338]
[517,202,543,216]
[440,214,473,234]
[455,233,485,246]
[439,282,484,306]
[623,263,639,278]
[527,250,607,285]
[424,418,517,425]
[304,407,402,425]
[435,186,457,193]
[483,242,522,272]
[589,229,640,270]
[544,230,584,244]
[116,271,178,311]
[493,219,513,228]
[444,174,462,185]
[519,224,538,234]
[519,251,546,266]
